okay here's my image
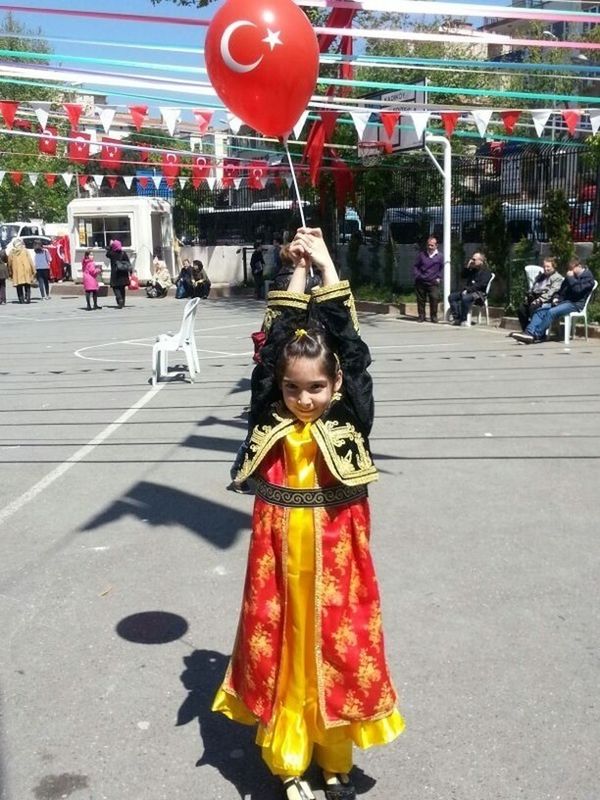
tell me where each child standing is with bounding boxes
[81,250,101,310]
[213,228,404,800]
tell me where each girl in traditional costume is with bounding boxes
[213,228,404,800]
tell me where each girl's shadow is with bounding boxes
[176,649,281,799]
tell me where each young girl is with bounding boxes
[213,228,404,800]
[81,250,101,310]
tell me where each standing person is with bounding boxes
[448,251,492,326]
[105,240,131,308]
[33,239,52,300]
[81,250,101,310]
[214,228,404,800]
[7,238,35,304]
[413,236,444,322]
[0,248,8,305]
[250,241,265,300]
[515,257,563,332]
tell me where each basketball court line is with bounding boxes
[0,383,165,528]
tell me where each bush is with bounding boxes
[542,189,574,271]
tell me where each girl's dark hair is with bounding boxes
[275,328,339,385]
[83,249,91,259]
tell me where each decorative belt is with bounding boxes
[253,477,367,508]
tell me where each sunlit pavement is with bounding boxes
[1,288,599,800]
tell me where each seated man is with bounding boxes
[513,256,595,344]
[515,257,563,332]
[448,251,492,326]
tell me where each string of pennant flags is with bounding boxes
[2,98,600,149]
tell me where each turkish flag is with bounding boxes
[192,155,210,188]
[222,158,238,188]
[248,160,268,190]
[100,137,122,170]
[162,151,180,179]
[68,131,90,164]
[39,126,58,155]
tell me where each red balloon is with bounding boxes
[205,0,319,138]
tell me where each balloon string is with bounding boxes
[284,139,306,229]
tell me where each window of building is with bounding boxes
[74,216,132,248]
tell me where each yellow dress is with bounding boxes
[213,421,404,777]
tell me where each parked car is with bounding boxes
[0,221,45,249]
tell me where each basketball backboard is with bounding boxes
[358,81,428,163]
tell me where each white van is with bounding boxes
[0,221,45,250]
[67,196,174,282]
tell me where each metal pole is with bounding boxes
[424,134,452,317]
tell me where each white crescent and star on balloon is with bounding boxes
[220,20,282,74]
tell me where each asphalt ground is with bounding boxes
[0,285,599,800]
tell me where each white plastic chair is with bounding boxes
[466,273,495,326]
[563,280,598,343]
[525,264,543,290]
[151,298,200,385]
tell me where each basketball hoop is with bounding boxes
[358,141,384,167]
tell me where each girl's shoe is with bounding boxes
[323,772,356,800]
[282,777,315,800]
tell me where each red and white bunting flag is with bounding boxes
[470,109,493,138]
[380,111,399,140]
[226,112,243,134]
[128,104,148,131]
[178,177,188,189]
[500,110,521,135]
[107,175,118,189]
[589,109,600,135]
[96,105,116,134]
[78,174,90,189]
[192,109,213,134]
[68,131,91,164]
[0,170,5,186]
[206,177,216,191]
[162,151,180,179]
[28,173,38,186]
[100,138,123,170]
[408,111,431,140]
[0,101,19,129]
[92,174,105,188]
[350,111,371,142]
[10,171,23,185]
[159,107,181,137]
[31,103,49,131]
[44,173,57,187]
[562,110,581,136]
[440,111,460,138]
[137,176,149,189]
[123,176,134,190]
[64,102,83,129]
[61,173,73,187]
[293,110,310,140]
[233,177,243,190]
[531,110,552,138]
[152,175,162,190]
[39,126,58,155]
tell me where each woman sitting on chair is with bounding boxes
[146,257,172,298]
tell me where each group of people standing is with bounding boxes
[0,238,53,305]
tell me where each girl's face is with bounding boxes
[281,357,342,423]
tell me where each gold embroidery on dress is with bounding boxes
[340,689,364,719]
[344,294,360,334]
[262,307,281,334]
[356,649,382,692]
[322,569,344,607]
[255,552,275,588]
[332,529,352,571]
[248,623,274,664]
[331,614,358,659]
[367,605,383,649]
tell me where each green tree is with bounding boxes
[542,189,574,270]
[0,13,73,221]
[482,197,510,278]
